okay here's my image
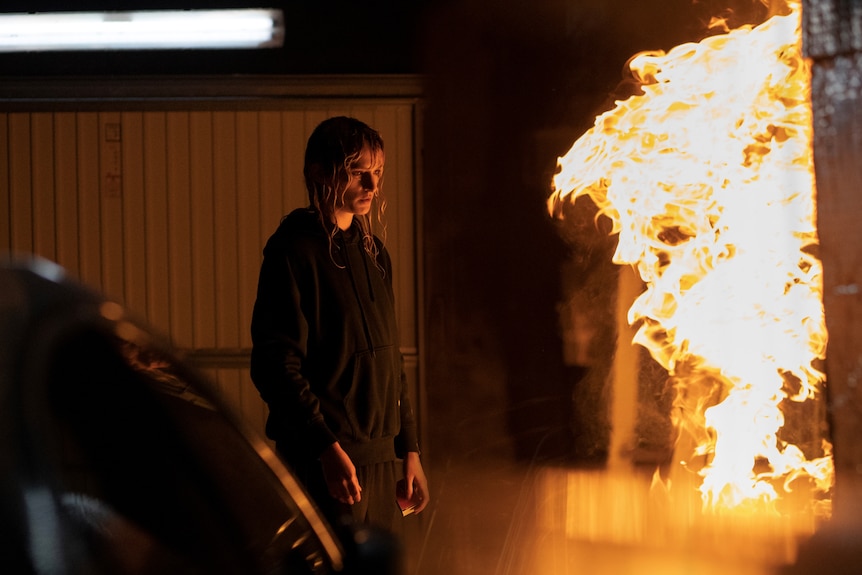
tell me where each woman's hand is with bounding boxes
[400,451,430,514]
[320,442,362,504]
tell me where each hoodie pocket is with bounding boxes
[342,344,400,440]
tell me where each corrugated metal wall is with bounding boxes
[1,89,422,446]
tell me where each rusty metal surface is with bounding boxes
[803,0,862,58]
[810,51,862,141]
[809,49,862,526]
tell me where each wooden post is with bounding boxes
[803,0,862,528]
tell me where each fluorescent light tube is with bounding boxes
[0,9,285,52]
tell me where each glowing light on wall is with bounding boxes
[0,9,284,52]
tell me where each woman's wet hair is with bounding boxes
[303,116,387,266]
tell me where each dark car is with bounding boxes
[0,257,400,575]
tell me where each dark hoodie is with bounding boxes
[250,207,419,468]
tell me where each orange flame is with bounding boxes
[549,2,832,515]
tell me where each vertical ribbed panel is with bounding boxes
[0,103,419,444]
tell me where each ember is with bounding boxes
[549,0,832,519]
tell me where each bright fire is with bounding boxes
[549,2,833,516]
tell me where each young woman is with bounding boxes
[250,116,429,534]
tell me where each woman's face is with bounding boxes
[333,146,384,227]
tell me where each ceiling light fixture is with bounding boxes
[0,9,285,52]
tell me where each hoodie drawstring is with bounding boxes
[361,247,376,303]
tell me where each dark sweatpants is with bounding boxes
[291,457,405,537]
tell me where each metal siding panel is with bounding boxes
[0,89,422,452]
[255,110,284,312]
[206,366,267,440]
[352,105,417,350]
[31,113,56,262]
[236,111,260,351]
[0,115,8,252]
[99,112,124,302]
[212,111,240,348]
[167,111,194,348]
[0,94,420,448]
[394,105,417,350]
[370,107,409,340]
[190,111,216,349]
[351,106,376,130]
[121,112,147,316]
[216,368,242,416]
[258,110,284,242]
[281,111,307,218]
[54,113,80,273]
[303,110,329,138]
[76,113,101,287]
[143,112,170,334]
[9,114,33,256]
[250,111,286,350]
